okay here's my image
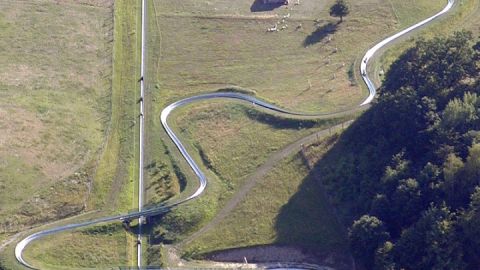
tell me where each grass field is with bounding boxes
[146,0,445,112]
[172,101,343,196]
[182,135,349,266]
[143,0,452,266]
[0,0,142,268]
[0,0,475,268]
[88,0,140,214]
[0,0,112,236]
[22,223,129,270]
[148,101,349,236]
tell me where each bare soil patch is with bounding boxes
[205,245,353,270]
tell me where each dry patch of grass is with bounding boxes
[0,0,144,268]
[148,0,444,112]
[5,0,143,268]
[0,0,113,232]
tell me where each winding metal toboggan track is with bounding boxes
[14,0,454,268]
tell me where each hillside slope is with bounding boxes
[312,32,480,269]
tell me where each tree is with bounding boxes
[349,215,390,269]
[393,204,465,270]
[382,31,478,105]
[391,178,424,229]
[374,241,396,270]
[440,92,480,133]
[459,187,480,268]
[329,0,349,22]
[311,32,480,270]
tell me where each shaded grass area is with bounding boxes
[250,0,286,12]
[184,136,349,266]
[304,22,339,47]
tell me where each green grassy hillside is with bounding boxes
[0,0,114,239]
[142,0,468,267]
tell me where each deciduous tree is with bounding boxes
[329,0,349,22]
[349,215,390,269]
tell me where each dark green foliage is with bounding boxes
[146,245,164,266]
[374,241,395,270]
[329,0,350,22]
[349,215,390,269]
[393,204,465,270]
[81,223,122,235]
[314,32,480,269]
[347,62,357,86]
[382,31,477,107]
[146,160,177,202]
[172,161,187,192]
[459,188,480,266]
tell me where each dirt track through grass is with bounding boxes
[181,120,353,247]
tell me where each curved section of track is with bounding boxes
[360,0,454,106]
[15,1,454,268]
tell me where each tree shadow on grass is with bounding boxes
[303,22,339,47]
[272,166,353,269]
[269,117,379,268]
[251,0,285,12]
[244,107,329,130]
[273,101,416,267]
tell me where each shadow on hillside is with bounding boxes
[273,99,415,263]
[251,0,285,12]
[272,166,352,270]
[244,107,328,129]
[303,22,339,47]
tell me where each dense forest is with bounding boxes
[316,32,480,269]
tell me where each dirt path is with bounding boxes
[180,120,353,247]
